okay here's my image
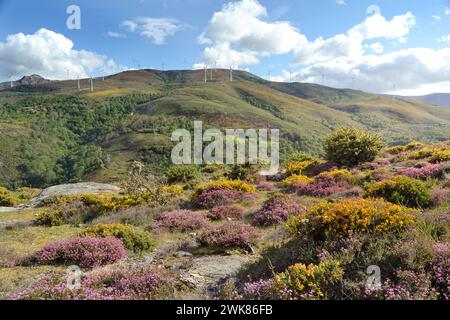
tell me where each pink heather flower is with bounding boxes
[197,221,260,250]
[152,210,207,232]
[253,196,304,227]
[296,174,346,197]
[431,189,450,206]
[397,164,442,180]
[207,205,245,221]
[33,237,125,269]
[194,188,243,209]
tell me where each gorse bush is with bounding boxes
[33,237,125,269]
[228,163,261,182]
[197,222,259,250]
[0,187,19,207]
[288,198,416,238]
[282,175,312,188]
[79,224,155,253]
[283,160,316,176]
[324,127,384,167]
[152,210,207,232]
[365,176,433,208]
[166,165,200,184]
[274,260,344,300]
[12,266,174,300]
[253,195,304,227]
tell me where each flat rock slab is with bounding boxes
[181,254,256,293]
[0,207,21,213]
[28,182,121,206]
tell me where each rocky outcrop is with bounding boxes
[28,182,121,206]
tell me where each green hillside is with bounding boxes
[1,69,449,188]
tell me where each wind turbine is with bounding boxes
[204,64,208,83]
[90,77,94,92]
[77,76,80,91]
[230,60,236,82]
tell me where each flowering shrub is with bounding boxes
[365,176,433,208]
[166,165,200,183]
[296,174,346,197]
[274,260,344,300]
[361,159,391,170]
[288,199,416,237]
[324,127,384,167]
[430,149,450,163]
[283,160,316,176]
[282,175,312,188]
[365,270,438,300]
[0,187,19,207]
[192,179,255,208]
[430,243,449,299]
[242,279,277,300]
[197,222,259,250]
[79,224,155,253]
[33,237,125,269]
[152,210,207,232]
[397,164,442,180]
[256,181,275,191]
[408,146,450,162]
[207,205,245,221]
[193,188,243,209]
[253,195,304,227]
[431,189,450,206]
[12,266,174,300]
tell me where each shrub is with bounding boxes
[208,205,245,221]
[228,163,261,182]
[193,178,256,197]
[430,149,450,163]
[324,127,384,167]
[282,175,312,188]
[253,195,304,227]
[274,260,344,300]
[33,237,125,269]
[194,188,243,209]
[365,176,433,208]
[197,222,260,250]
[431,189,450,206]
[152,210,207,232]
[288,199,416,238]
[397,164,443,180]
[286,151,319,163]
[283,161,316,176]
[296,174,346,197]
[242,279,277,300]
[256,181,275,191]
[79,224,155,253]
[166,165,200,183]
[12,266,174,300]
[0,187,19,207]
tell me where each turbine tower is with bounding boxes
[90,77,94,92]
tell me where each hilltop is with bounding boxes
[0,69,449,188]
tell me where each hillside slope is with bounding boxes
[1,69,449,187]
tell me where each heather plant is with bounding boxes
[79,224,155,253]
[207,205,245,221]
[256,181,275,191]
[431,189,450,206]
[193,188,243,209]
[429,243,449,299]
[12,266,174,300]
[152,210,207,232]
[253,195,304,227]
[365,176,433,208]
[296,174,347,197]
[197,222,260,250]
[397,164,443,180]
[288,199,416,238]
[274,260,344,300]
[324,127,385,167]
[241,279,277,300]
[32,237,126,269]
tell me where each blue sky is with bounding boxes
[0,0,449,94]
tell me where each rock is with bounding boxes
[0,207,21,213]
[180,255,257,294]
[28,182,121,206]
[173,251,193,258]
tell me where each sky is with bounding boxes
[0,0,449,95]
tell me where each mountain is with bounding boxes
[0,74,52,92]
[405,93,450,109]
[0,69,449,188]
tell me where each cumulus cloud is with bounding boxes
[336,0,347,5]
[446,7,450,15]
[0,28,125,81]
[121,18,184,44]
[438,35,450,43]
[107,31,126,38]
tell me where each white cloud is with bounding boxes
[369,42,384,54]
[121,18,184,44]
[438,35,450,43]
[336,0,346,5]
[0,28,125,81]
[445,7,450,15]
[107,31,126,38]
[432,15,442,21]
